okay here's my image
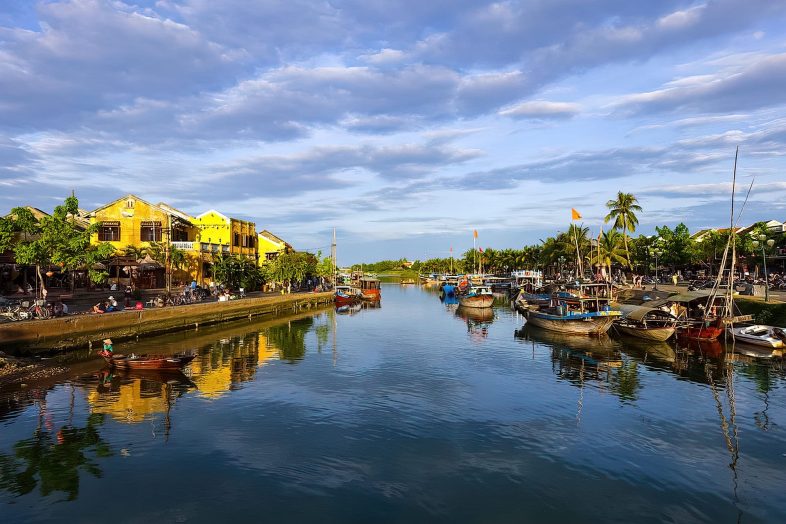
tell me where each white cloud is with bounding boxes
[499,101,580,119]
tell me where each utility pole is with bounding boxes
[331,227,337,285]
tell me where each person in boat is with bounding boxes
[99,338,113,358]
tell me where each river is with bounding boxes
[1,284,786,523]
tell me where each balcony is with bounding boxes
[199,242,230,254]
[171,241,195,251]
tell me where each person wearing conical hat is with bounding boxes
[99,338,113,358]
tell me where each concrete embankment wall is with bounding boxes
[0,292,334,354]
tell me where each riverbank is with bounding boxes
[0,291,334,355]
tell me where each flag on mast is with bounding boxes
[571,208,582,220]
[473,229,478,238]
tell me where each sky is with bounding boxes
[1,0,785,265]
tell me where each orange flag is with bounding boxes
[473,229,478,238]
[571,208,582,220]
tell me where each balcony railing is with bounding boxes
[199,242,229,254]
[171,241,194,251]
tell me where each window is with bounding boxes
[140,221,162,242]
[98,221,120,241]
[266,252,279,260]
[233,232,240,247]
[172,228,189,242]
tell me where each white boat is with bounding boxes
[729,325,785,348]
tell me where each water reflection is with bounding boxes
[83,369,195,425]
[455,306,494,340]
[0,390,111,501]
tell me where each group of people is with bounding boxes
[92,295,119,314]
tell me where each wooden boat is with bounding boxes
[105,353,195,370]
[358,277,381,301]
[729,325,785,348]
[335,285,362,306]
[457,285,494,308]
[613,306,677,342]
[524,283,621,336]
[400,278,416,285]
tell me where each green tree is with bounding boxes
[11,197,114,293]
[263,252,317,290]
[655,223,697,270]
[592,229,628,274]
[604,192,642,267]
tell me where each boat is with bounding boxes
[400,278,416,285]
[358,277,382,301]
[457,285,494,308]
[613,306,677,342]
[335,285,362,306]
[524,282,621,336]
[729,325,785,348]
[104,353,195,370]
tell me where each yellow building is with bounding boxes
[88,194,198,251]
[88,195,200,286]
[257,230,292,265]
[193,210,257,259]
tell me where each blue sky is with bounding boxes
[1,0,785,264]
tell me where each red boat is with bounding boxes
[335,285,361,306]
[358,277,381,301]
[104,353,196,370]
[678,319,724,341]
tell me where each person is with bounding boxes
[54,300,69,317]
[124,285,133,307]
[672,273,678,286]
[92,301,107,314]
[106,296,118,312]
[99,338,113,358]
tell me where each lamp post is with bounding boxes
[751,234,775,302]
[558,256,566,280]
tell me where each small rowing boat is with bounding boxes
[104,353,196,370]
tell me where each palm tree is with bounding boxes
[592,229,628,276]
[604,192,642,267]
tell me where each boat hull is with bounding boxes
[679,324,724,341]
[729,325,785,348]
[106,354,195,370]
[613,323,675,342]
[361,289,381,301]
[525,311,617,335]
[458,295,494,308]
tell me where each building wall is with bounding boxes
[257,233,286,266]
[89,196,197,251]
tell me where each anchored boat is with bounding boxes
[524,282,621,336]
[457,285,494,308]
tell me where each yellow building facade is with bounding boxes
[88,195,198,252]
[89,197,263,286]
[193,210,257,260]
[257,230,292,266]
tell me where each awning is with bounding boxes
[625,306,676,322]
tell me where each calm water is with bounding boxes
[2,284,786,523]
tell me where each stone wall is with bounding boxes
[0,292,334,354]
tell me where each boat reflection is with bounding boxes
[456,305,495,340]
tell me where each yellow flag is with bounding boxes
[571,208,582,220]
[473,229,478,238]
